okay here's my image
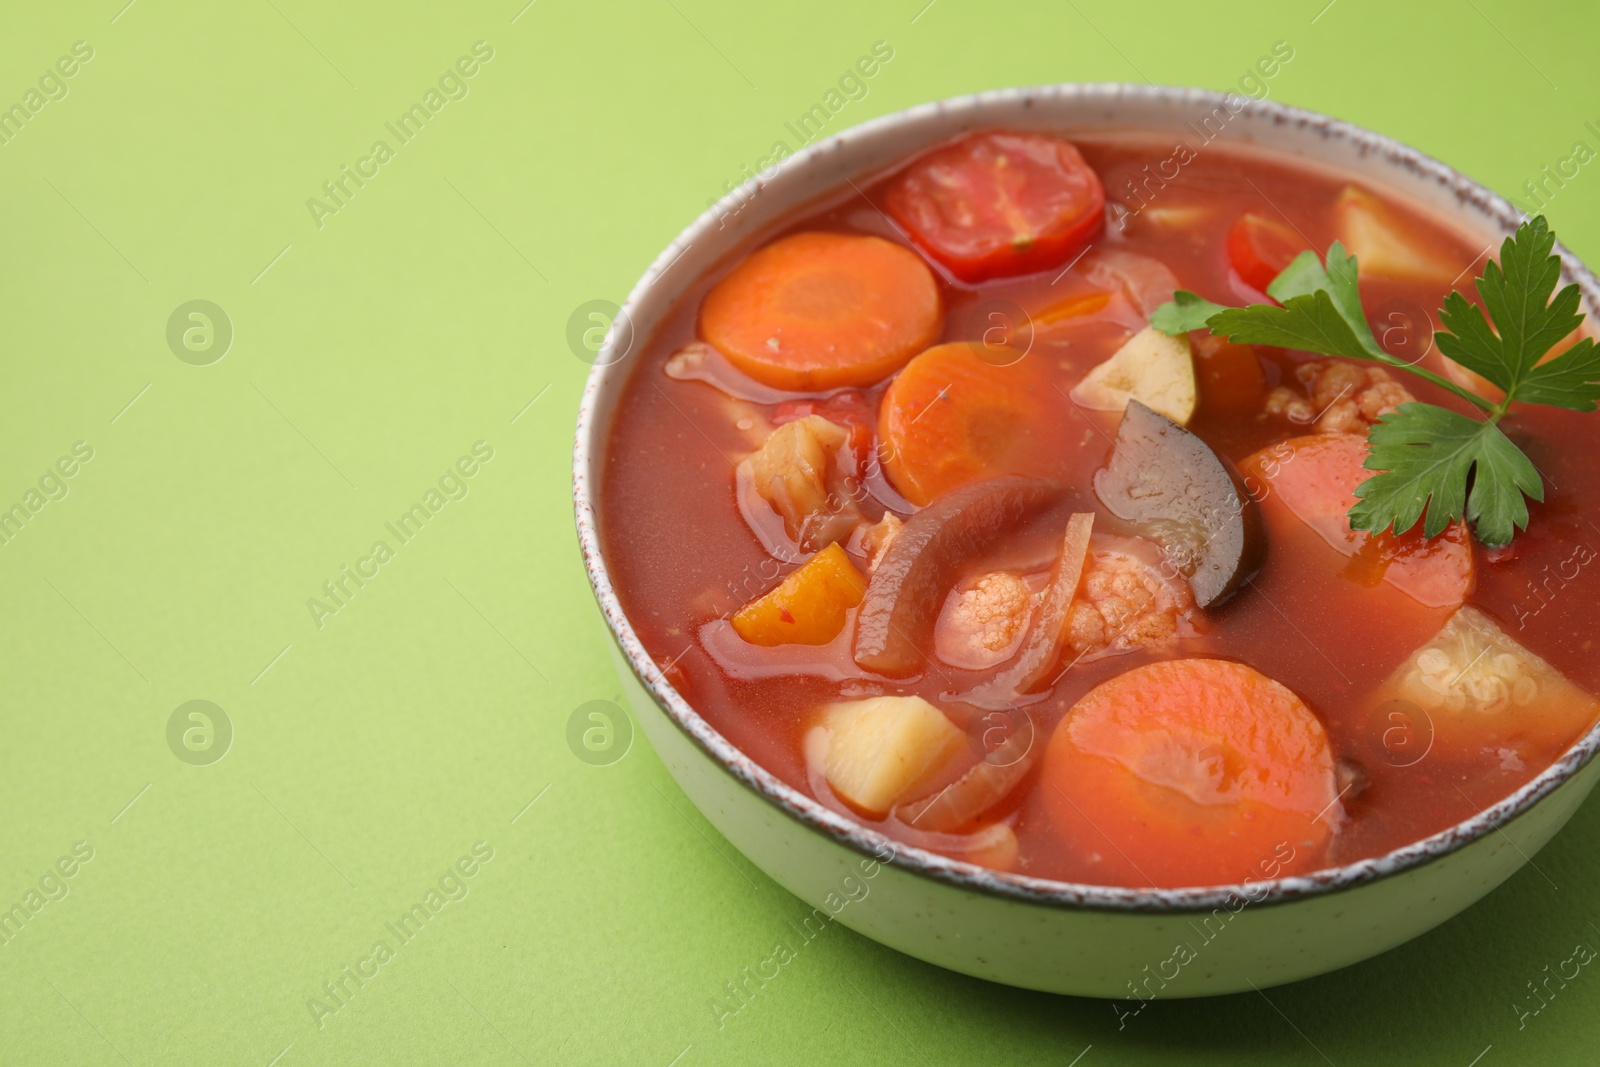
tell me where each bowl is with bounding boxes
[572,83,1600,997]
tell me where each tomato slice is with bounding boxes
[1226,213,1311,294]
[885,131,1106,283]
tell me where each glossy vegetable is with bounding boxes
[1041,659,1339,887]
[1094,401,1265,607]
[965,513,1095,702]
[1241,433,1473,609]
[854,478,1061,678]
[1371,607,1600,763]
[1335,186,1455,281]
[1227,212,1309,293]
[731,543,867,646]
[886,130,1106,282]
[878,342,1050,506]
[1071,326,1197,425]
[818,695,965,816]
[897,712,1037,832]
[700,231,942,390]
[745,415,858,551]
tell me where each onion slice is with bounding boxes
[961,513,1094,706]
[895,712,1037,832]
[853,478,1061,678]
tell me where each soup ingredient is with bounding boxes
[1094,400,1265,607]
[1083,251,1182,317]
[1242,434,1473,608]
[898,715,1037,832]
[1371,607,1600,763]
[855,478,1060,678]
[1071,325,1197,424]
[885,130,1106,283]
[895,820,1020,869]
[852,512,904,573]
[1035,290,1112,328]
[935,572,1035,670]
[1065,536,1195,657]
[700,231,942,390]
[1227,212,1312,293]
[818,695,965,816]
[1150,217,1600,547]
[731,543,868,646]
[1041,659,1339,887]
[1263,359,1414,434]
[878,342,1050,506]
[965,514,1095,699]
[1335,186,1455,281]
[1191,333,1267,416]
[745,414,860,551]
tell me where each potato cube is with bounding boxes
[821,695,965,817]
[1070,326,1196,425]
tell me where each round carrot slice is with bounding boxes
[878,342,1051,506]
[700,232,942,390]
[1041,659,1338,888]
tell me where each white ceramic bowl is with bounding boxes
[573,84,1600,997]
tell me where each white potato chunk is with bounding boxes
[1336,186,1457,282]
[1070,326,1197,425]
[820,695,964,817]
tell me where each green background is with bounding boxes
[2,0,1597,1063]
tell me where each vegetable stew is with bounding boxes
[598,130,1600,888]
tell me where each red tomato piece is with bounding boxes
[885,131,1106,283]
[1227,213,1311,294]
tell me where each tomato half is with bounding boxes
[1226,212,1311,294]
[885,131,1106,283]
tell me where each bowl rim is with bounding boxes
[572,81,1600,914]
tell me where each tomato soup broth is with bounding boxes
[598,131,1600,888]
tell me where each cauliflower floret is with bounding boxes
[1065,540,1193,659]
[746,415,860,550]
[1266,360,1415,434]
[936,571,1033,670]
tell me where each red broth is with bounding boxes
[598,132,1600,887]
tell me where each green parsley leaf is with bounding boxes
[1350,403,1543,546]
[1516,337,1600,410]
[1149,290,1227,335]
[1143,214,1600,546]
[1208,290,1374,362]
[1435,216,1587,397]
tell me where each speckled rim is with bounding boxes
[573,83,1600,914]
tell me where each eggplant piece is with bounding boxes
[1094,400,1264,607]
[854,478,1061,678]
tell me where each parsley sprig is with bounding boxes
[1149,216,1599,547]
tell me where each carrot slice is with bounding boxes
[878,342,1049,506]
[1041,659,1338,888]
[1241,433,1473,609]
[700,232,942,390]
[1034,290,1111,327]
[732,542,866,646]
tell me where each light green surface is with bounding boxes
[2,1,1597,1063]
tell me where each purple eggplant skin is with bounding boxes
[1093,400,1265,607]
[853,478,1062,678]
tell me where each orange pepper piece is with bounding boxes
[731,543,867,646]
